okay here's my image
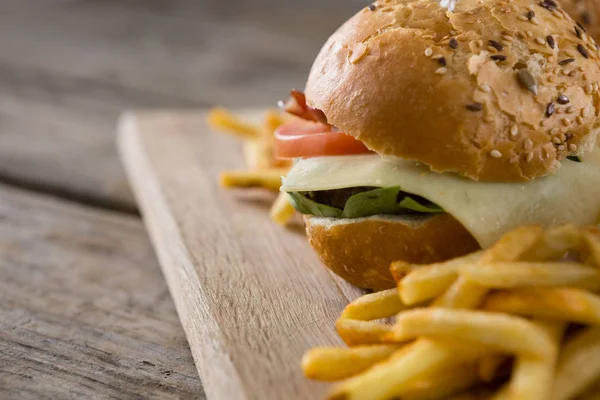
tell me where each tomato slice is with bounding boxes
[275,120,371,158]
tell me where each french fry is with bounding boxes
[387,308,554,358]
[219,169,286,191]
[397,251,482,305]
[269,192,295,225]
[433,277,489,308]
[340,288,406,321]
[477,355,511,383]
[328,339,488,400]
[553,327,600,400]
[302,344,402,381]
[482,288,600,325]
[397,362,480,400]
[481,225,545,263]
[460,262,600,289]
[582,227,600,267]
[520,224,583,261]
[207,107,261,139]
[496,320,564,400]
[335,319,394,346]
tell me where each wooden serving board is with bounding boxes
[117,110,364,400]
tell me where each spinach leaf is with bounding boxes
[341,187,442,218]
[287,192,342,217]
[287,186,443,218]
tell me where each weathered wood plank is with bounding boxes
[0,184,204,399]
[0,0,362,210]
[118,110,364,399]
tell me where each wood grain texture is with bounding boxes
[0,0,362,210]
[0,184,204,399]
[118,110,364,399]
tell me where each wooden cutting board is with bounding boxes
[117,110,364,400]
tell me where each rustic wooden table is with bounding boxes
[0,1,363,398]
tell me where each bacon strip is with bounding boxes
[282,90,329,124]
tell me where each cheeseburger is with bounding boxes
[277,0,600,290]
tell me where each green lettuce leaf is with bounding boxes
[287,186,443,218]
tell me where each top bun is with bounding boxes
[560,0,600,43]
[305,0,600,182]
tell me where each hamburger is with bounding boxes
[276,0,600,290]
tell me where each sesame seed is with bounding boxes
[569,70,577,77]
[502,35,514,41]
[552,137,562,144]
[535,37,546,45]
[491,54,508,61]
[526,10,535,19]
[479,84,491,92]
[435,67,448,75]
[546,102,556,117]
[540,0,558,10]
[552,10,563,19]
[562,118,572,126]
[425,47,433,56]
[484,115,495,122]
[561,69,569,76]
[518,15,529,21]
[569,144,578,151]
[487,46,498,53]
[476,39,484,47]
[526,30,533,38]
[575,26,583,39]
[557,95,570,104]
[548,75,557,83]
[567,106,575,113]
[585,83,593,94]
[551,127,560,135]
[368,3,377,11]
[510,125,519,136]
[558,145,566,151]
[576,116,584,125]
[502,40,512,47]
[583,73,589,80]
[490,149,503,158]
[531,17,540,25]
[466,102,484,111]
[450,30,458,35]
[517,69,538,95]
[489,40,504,51]
[525,139,534,150]
[526,152,534,162]
[559,58,575,65]
[578,44,590,58]
[565,49,576,57]
[556,108,564,114]
[437,57,447,66]
[449,38,458,49]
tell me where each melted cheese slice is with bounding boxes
[281,150,600,248]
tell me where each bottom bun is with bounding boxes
[305,214,480,291]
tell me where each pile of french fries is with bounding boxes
[208,108,295,224]
[303,225,600,399]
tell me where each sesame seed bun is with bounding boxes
[560,0,600,42]
[305,0,600,182]
[305,213,480,290]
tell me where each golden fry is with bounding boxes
[302,344,402,381]
[481,225,544,263]
[582,227,600,267]
[397,362,480,400]
[397,251,482,305]
[219,169,286,191]
[553,327,600,400]
[478,355,510,383]
[433,277,489,308]
[461,262,600,289]
[388,309,554,358]
[340,288,406,321]
[269,192,295,225]
[208,107,261,139]
[496,320,564,400]
[335,319,395,346]
[482,288,600,325]
[328,339,487,400]
[521,224,582,261]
